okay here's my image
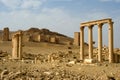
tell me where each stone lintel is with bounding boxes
[80,18,112,27]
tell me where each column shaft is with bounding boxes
[108,22,114,63]
[98,24,103,62]
[12,34,19,59]
[80,27,84,60]
[88,26,93,59]
[18,31,23,60]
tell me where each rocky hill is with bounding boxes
[25,28,67,37]
[0,27,73,44]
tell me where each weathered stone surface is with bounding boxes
[12,31,23,60]
[50,37,59,44]
[74,32,80,46]
[2,27,9,41]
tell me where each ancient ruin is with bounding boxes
[12,31,23,59]
[2,27,9,41]
[74,32,80,46]
[1,19,120,79]
[50,37,59,43]
[80,18,114,63]
[37,34,45,42]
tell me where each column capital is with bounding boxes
[88,25,94,29]
[108,21,114,30]
[108,21,114,24]
[97,23,103,28]
[80,27,85,30]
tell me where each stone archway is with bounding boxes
[80,18,114,63]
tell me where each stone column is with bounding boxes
[12,34,19,59]
[88,25,93,59]
[98,24,103,62]
[80,27,84,60]
[18,31,23,60]
[108,22,114,63]
[12,31,23,60]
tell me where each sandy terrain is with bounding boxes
[0,28,120,80]
[0,41,120,80]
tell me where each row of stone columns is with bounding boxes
[12,31,23,60]
[80,19,114,63]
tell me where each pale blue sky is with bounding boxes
[0,0,120,48]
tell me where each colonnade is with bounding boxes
[80,18,114,63]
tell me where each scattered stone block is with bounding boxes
[84,59,95,64]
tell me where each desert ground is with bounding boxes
[0,28,120,80]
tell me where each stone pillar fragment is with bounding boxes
[3,27,9,41]
[12,31,23,59]
[74,32,80,46]
[80,27,84,60]
[12,34,19,59]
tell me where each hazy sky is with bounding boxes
[0,0,120,48]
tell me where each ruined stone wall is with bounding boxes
[2,27,9,41]
[50,37,59,44]
[74,32,80,46]
[37,34,45,42]
[28,34,46,42]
